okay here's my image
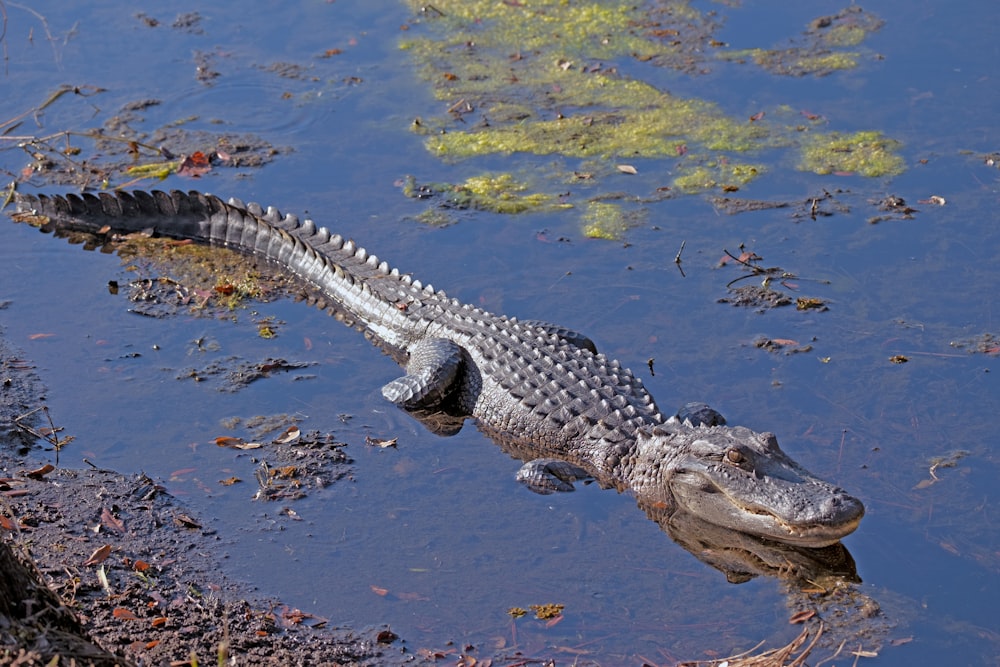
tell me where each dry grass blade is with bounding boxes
[677,622,823,667]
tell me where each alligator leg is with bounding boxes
[675,402,727,427]
[519,320,597,354]
[381,338,465,410]
[516,458,592,494]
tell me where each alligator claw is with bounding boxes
[516,458,592,494]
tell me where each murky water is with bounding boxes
[1,1,998,664]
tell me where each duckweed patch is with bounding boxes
[717,6,884,77]
[402,1,903,238]
[799,131,905,177]
[673,159,765,193]
[403,173,570,215]
[581,201,643,241]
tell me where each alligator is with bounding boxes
[8,189,864,547]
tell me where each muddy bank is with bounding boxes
[0,331,412,666]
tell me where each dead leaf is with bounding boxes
[365,435,398,448]
[796,297,827,311]
[101,507,125,534]
[370,585,389,596]
[219,476,242,486]
[24,463,55,479]
[83,544,112,566]
[177,151,212,178]
[889,355,909,364]
[616,164,638,175]
[235,442,263,450]
[150,617,169,628]
[28,333,56,340]
[771,338,799,347]
[215,436,244,448]
[273,426,301,445]
[113,607,139,621]
[789,609,816,624]
[173,514,201,529]
[133,560,151,572]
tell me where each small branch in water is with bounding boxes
[14,405,73,459]
[674,239,686,277]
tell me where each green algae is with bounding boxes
[718,48,859,77]
[581,201,642,241]
[716,6,883,77]
[673,160,765,193]
[403,173,570,215]
[401,1,903,238]
[799,131,905,178]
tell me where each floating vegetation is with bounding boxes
[716,6,884,77]
[581,201,643,240]
[799,131,905,177]
[401,1,902,238]
[402,173,569,215]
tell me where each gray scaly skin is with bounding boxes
[9,190,864,547]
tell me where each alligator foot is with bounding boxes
[381,338,464,409]
[516,458,592,494]
[519,319,597,354]
[675,402,727,427]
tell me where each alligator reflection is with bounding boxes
[642,501,858,586]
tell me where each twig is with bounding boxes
[8,2,61,68]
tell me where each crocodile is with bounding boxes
[8,189,864,547]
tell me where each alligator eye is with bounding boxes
[725,449,745,465]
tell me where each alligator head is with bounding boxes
[633,423,864,547]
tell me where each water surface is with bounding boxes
[1,1,998,664]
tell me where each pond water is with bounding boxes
[1,1,998,664]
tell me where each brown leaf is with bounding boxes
[177,151,212,178]
[370,585,389,597]
[83,544,112,566]
[219,476,242,486]
[771,338,800,347]
[133,560,151,572]
[150,617,169,627]
[789,609,816,624]
[25,463,55,479]
[273,426,301,445]
[113,607,139,620]
[173,514,201,529]
[101,507,125,534]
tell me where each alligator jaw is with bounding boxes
[669,468,865,548]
